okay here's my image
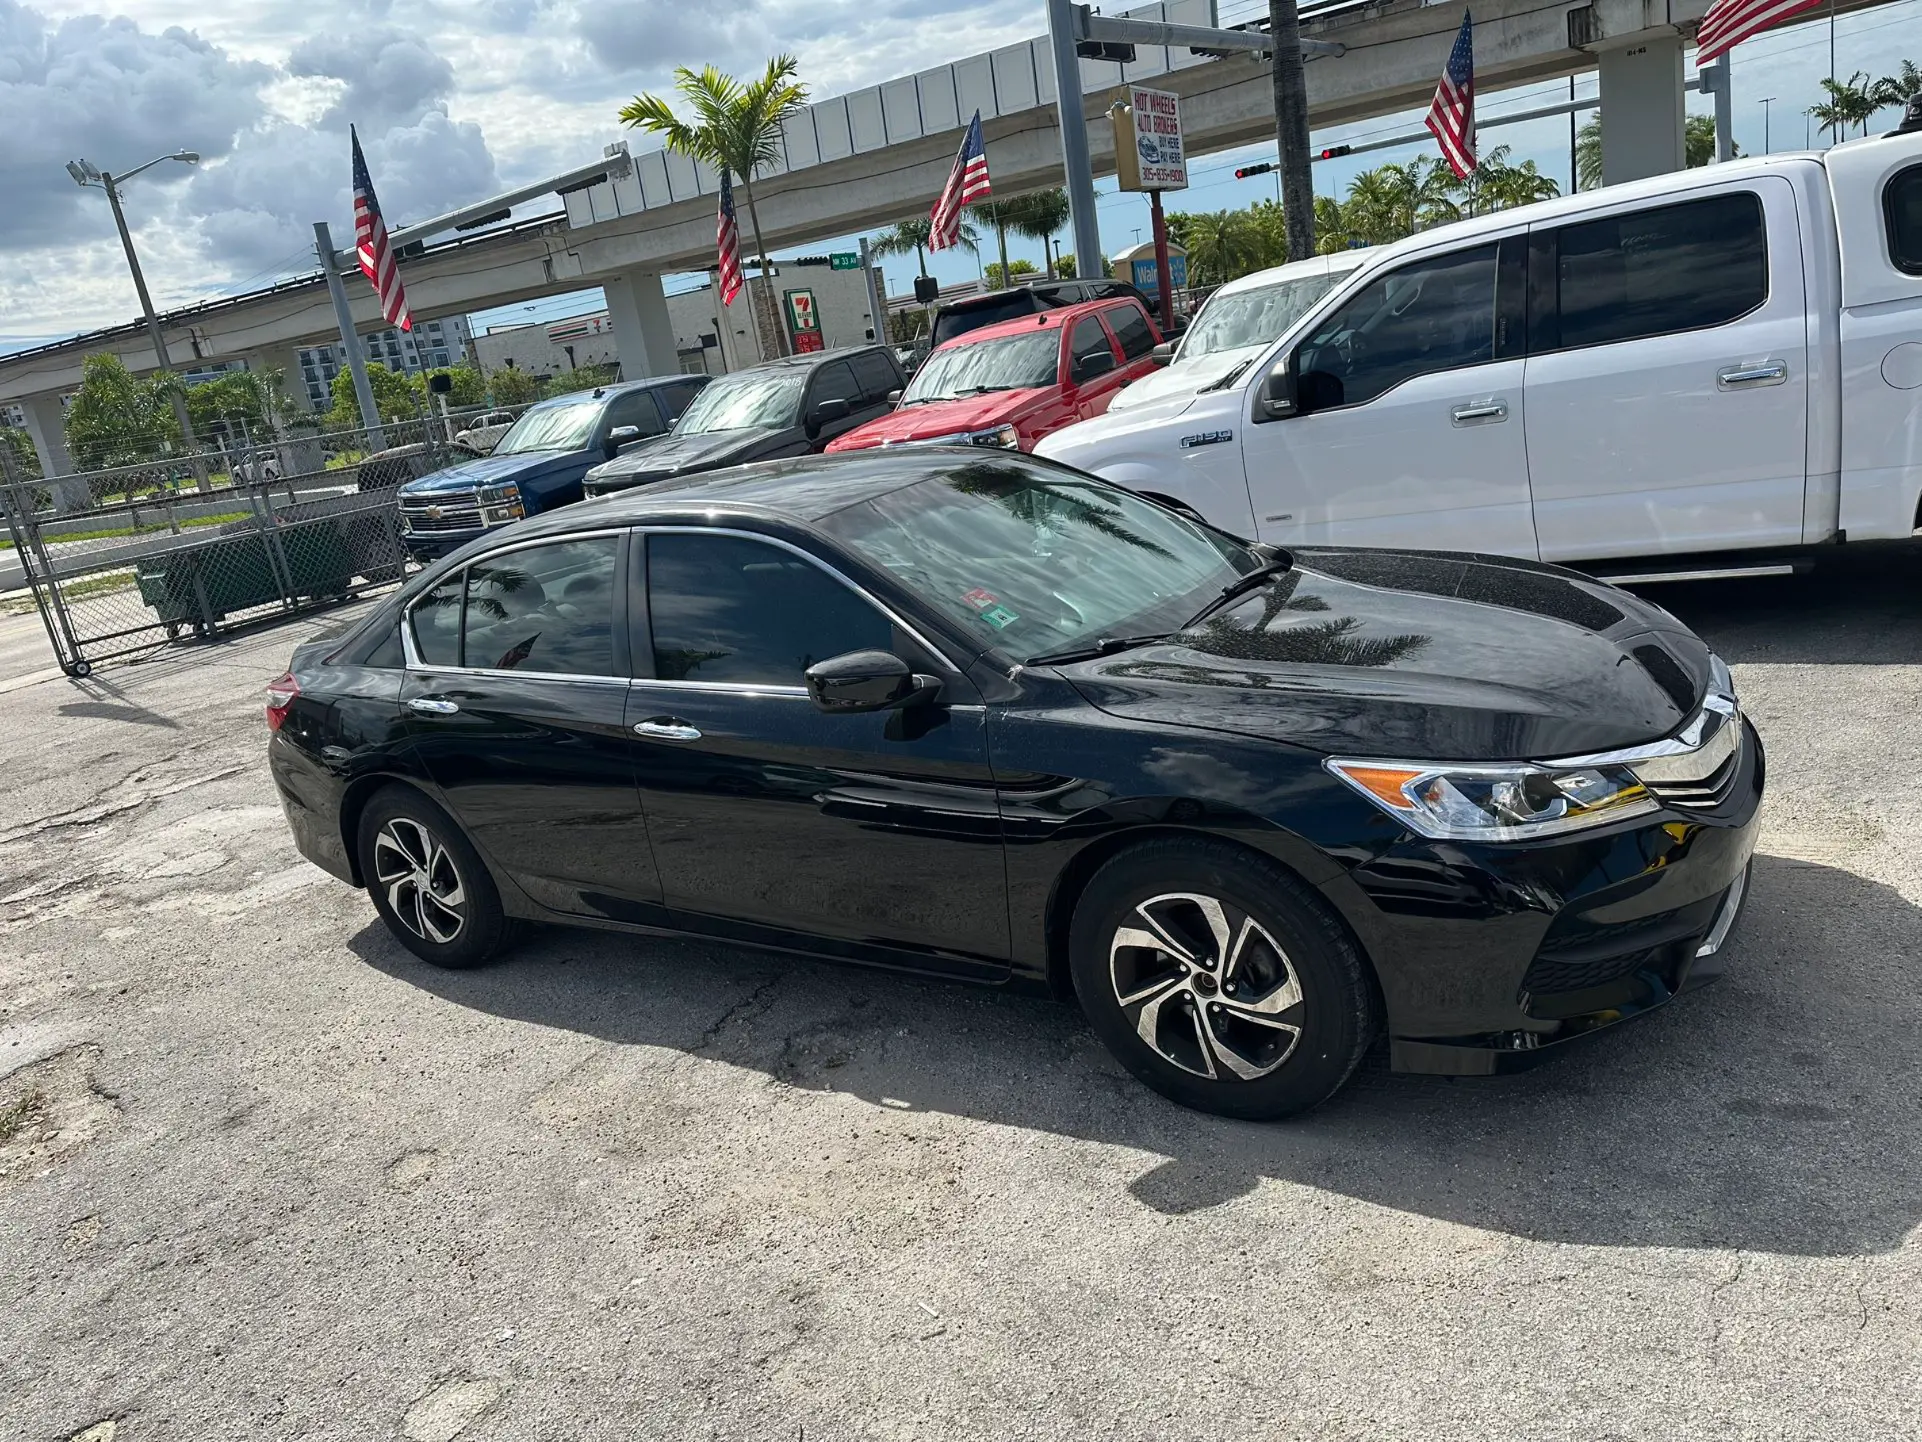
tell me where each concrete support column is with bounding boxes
[21,393,86,514]
[1597,36,1687,185]
[602,271,678,382]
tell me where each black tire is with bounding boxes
[356,786,509,969]
[1069,837,1377,1120]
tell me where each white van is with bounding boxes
[1109,252,1368,413]
[1038,128,1922,579]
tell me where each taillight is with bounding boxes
[265,672,300,732]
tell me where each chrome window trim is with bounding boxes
[400,529,629,681]
[628,677,809,697]
[636,524,964,677]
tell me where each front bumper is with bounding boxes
[1329,718,1765,1076]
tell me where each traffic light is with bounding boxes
[913,275,941,304]
[1317,145,1353,160]
[1075,40,1136,62]
[1234,163,1275,180]
[790,255,833,267]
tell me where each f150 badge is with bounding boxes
[1179,430,1233,448]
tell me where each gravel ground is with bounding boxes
[1,551,1919,1441]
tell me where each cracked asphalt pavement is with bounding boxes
[1,551,1920,1440]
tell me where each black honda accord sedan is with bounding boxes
[267,451,1760,1119]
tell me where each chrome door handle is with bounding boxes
[1717,361,1787,390]
[634,719,702,742]
[1450,400,1508,425]
[406,697,459,715]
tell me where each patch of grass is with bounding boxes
[0,511,250,552]
[0,1088,46,1145]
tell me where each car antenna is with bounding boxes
[593,387,605,397]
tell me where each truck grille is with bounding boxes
[400,494,482,533]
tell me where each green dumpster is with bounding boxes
[134,520,353,634]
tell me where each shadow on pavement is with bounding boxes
[351,851,1922,1259]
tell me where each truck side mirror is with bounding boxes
[1150,341,1175,367]
[1072,349,1116,384]
[806,397,851,438]
[605,425,642,458]
[1257,359,1298,420]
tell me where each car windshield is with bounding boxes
[1177,273,1347,361]
[901,332,1061,404]
[932,293,1045,345]
[492,400,603,455]
[818,458,1257,661]
[673,370,807,434]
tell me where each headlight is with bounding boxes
[968,424,1020,449]
[476,480,524,525]
[1325,757,1658,841]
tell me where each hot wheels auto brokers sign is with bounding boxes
[1130,86,1186,191]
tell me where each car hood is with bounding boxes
[398,449,573,496]
[585,427,788,489]
[1033,386,1204,464]
[1108,345,1265,412]
[1060,548,1714,761]
[828,390,1044,450]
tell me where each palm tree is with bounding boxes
[869,214,978,278]
[1314,194,1356,254]
[1872,59,1922,115]
[1344,157,1459,243]
[1458,145,1561,215]
[1176,209,1262,286]
[620,57,810,356]
[1576,113,1730,189]
[974,188,1073,287]
[1808,73,1880,143]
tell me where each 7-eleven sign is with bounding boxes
[784,288,824,353]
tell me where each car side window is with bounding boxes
[1107,303,1156,359]
[850,351,900,403]
[664,380,705,420]
[1295,243,1499,409]
[1541,192,1767,351]
[462,537,621,676]
[806,361,861,412]
[603,389,666,438]
[411,573,465,666]
[1884,164,1922,275]
[646,533,897,686]
[1069,316,1111,367]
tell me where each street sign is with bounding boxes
[829,252,860,270]
[1114,86,1186,192]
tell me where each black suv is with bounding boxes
[582,345,904,497]
[930,279,1161,348]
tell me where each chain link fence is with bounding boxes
[0,410,538,676]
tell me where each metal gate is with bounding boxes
[0,418,460,676]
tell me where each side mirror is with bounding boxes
[806,397,852,437]
[1072,349,1117,384]
[804,649,941,713]
[886,388,903,406]
[1150,341,1176,367]
[605,425,642,457]
[1258,359,1299,420]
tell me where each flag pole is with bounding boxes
[315,221,386,451]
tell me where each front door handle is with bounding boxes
[1717,361,1788,390]
[1450,400,1508,425]
[407,697,460,715]
[634,718,702,742]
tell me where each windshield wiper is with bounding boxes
[1183,553,1295,627]
[1024,633,1179,667]
[1199,359,1254,392]
[955,384,1019,396]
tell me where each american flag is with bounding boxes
[1696,0,1822,64]
[350,126,411,332]
[716,170,744,306]
[930,111,992,252]
[1425,10,1477,181]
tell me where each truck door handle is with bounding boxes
[634,718,702,742]
[406,697,460,715]
[1450,400,1508,425]
[1717,361,1788,390]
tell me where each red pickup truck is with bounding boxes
[826,297,1163,454]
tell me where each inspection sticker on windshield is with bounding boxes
[979,605,1020,629]
[962,588,1000,610]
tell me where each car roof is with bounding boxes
[948,297,1130,346]
[1212,251,1370,297]
[526,374,697,409]
[716,344,893,377]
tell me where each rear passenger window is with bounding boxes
[808,361,861,410]
[1546,192,1767,350]
[1069,317,1111,364]
[850,350,900,403]
[1107,304,1156,359]
[462,538,620,676]
[411,573,465,667]
[1885,164,1922,275]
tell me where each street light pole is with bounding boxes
[1759,96,1776,154]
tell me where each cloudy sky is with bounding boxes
[3,0,1918,354]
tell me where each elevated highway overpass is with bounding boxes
[4,0,1893,484]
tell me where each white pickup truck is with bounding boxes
[1038,127,1922,581]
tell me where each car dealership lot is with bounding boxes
[1,553,1919,1440]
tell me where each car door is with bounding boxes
[626,527,1009,978]
[802,359,868,450]
[1065,315,1120,420]
[398,532,666,925]
[848,349,905,422]
[1239,235,1538,558]
[1522,182,1808,562]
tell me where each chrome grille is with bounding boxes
[1552,665,1745,815]
[400,494,482,533]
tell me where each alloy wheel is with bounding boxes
[1109,892,1304,1081]
[373,816,466,945]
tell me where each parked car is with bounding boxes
[581,346,904,497]
[453,409,520,456]
[931,277,1162,349]
[354,442,439,493]
[393,376,707,559]
[266,450,1759,1120]
[826,297,1162,454]
[1108,253,1368,414]
[1040,130,1922,580]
